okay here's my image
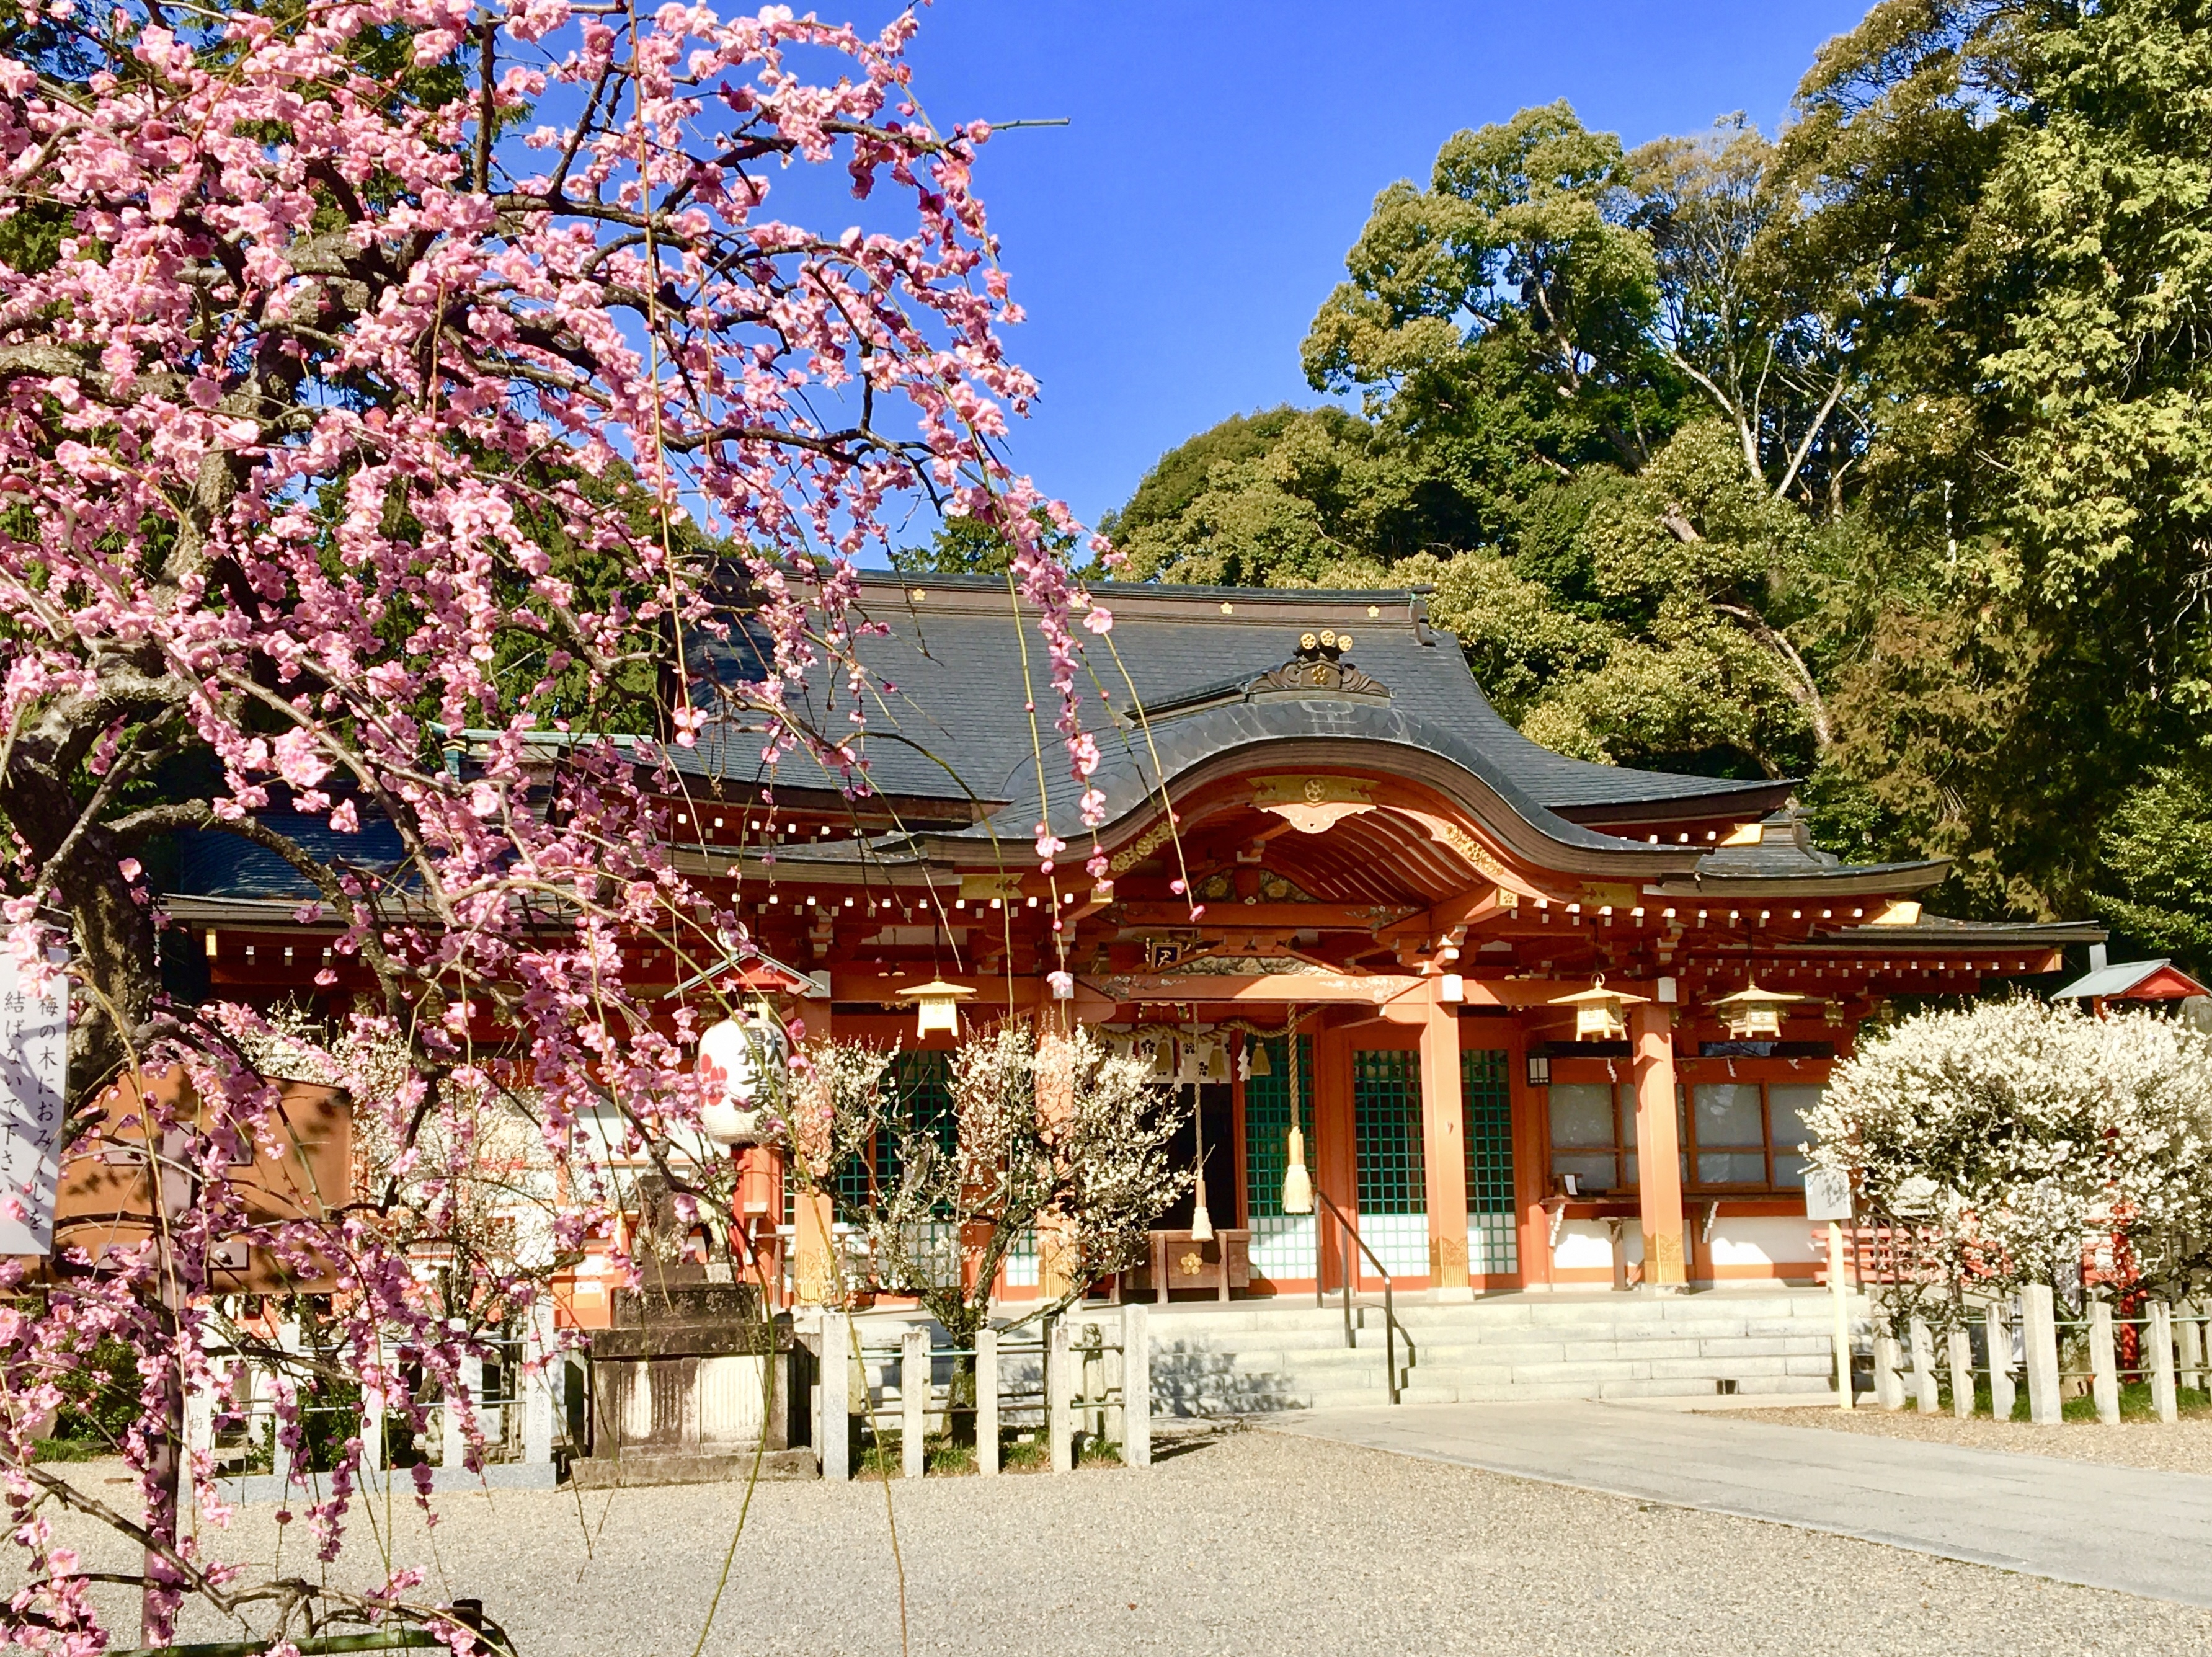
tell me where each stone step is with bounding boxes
[1392,1377,1668,1405]
[1137,1293,1849,1415]
[1151,1297,1834,1339]
[1389,1327,1840,1354]
[569,1449,817,1486]
[1157,1326,1383,1354]
[1365,1319,1831,1349]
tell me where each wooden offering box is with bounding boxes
[1126,1228,1253,1302]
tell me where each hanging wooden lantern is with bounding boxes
[895,977,974,1037]
[1710,979,1807,1040]
[1548,974,1648,1041]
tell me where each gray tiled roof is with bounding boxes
[680,573,1786,819]
[174,811,410,898]
[2052,957,2201,998]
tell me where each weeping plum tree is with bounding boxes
[0,0,1111,1646]
[791,1024,1186,1449]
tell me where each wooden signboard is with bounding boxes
[0,954,66,1256]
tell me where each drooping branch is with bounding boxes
[0,2,1109,1640]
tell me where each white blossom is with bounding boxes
[791,1023,1188,1343]
[1808,999,2212,1316]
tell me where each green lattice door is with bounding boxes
[833,1050,954,1220]
[1353,1049,1429,1276]
[1461,1049,1518,1277]
[1243,1035,1315,1281]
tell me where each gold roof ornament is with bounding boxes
[1710,980,1808,1041]
[1548,974,1648,1042]
[894,977,974,1038]
[1248,773,1377,834]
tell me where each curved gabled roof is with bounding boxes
[968,696,1701,880]
[678,572,1792,821]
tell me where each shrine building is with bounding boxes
[168,573,2102,1309]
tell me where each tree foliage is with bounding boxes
[1783,0,2212,912]
[1109,0,2212,913]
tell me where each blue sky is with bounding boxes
[856,0,1871,542]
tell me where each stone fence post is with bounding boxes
[522,1299,557,1467]
[446,1348,481,1468]
[1873,1328,1905,1411]
[1047,1315,1073,1474]
[818,1314,850,1481]
[1122,1304,1150,1470]
[181,1362,216,1519]
[358,1333,384,1483]
[2089,1299,2120,1426]
[1908,1317,1939,1413]
[1986,1300,2016,1423]
[272,1320,300,1487]
[2023,1282,2061,1426]
[2149,1300,2179,1424]
[1947,1323,1974,1420]
[900,1327,929,1481]
[976,1325,1000,1477]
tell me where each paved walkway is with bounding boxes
[1276,1400,2212,1607]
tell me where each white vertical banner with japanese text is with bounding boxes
[0,954,68,1255]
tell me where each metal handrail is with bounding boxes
[1311,1189,1406,1405]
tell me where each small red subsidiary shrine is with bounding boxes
[168,575,2100,1309]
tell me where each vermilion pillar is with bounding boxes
[1419,989,1471,1294]
[1509,1016,1551,1289]
[791,1001,838,1305]
[1629,1002,1687,1289]
[1313,1023,1356,1293]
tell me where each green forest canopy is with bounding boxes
[1036,0,2212,969]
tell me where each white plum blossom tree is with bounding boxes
[812,1023,1187,1353]
[1807,999,2212,1323]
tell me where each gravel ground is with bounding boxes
[28,1427,2212,1657]
[1728,1406,2212,1475]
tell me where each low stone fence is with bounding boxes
[1873,1287,2210,1425]
[811,1305,1150,1480]
[202,1303,569,1505]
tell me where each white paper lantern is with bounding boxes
[698,1013,788,1145]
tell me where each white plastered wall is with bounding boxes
[1702,1215,1821,1279]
